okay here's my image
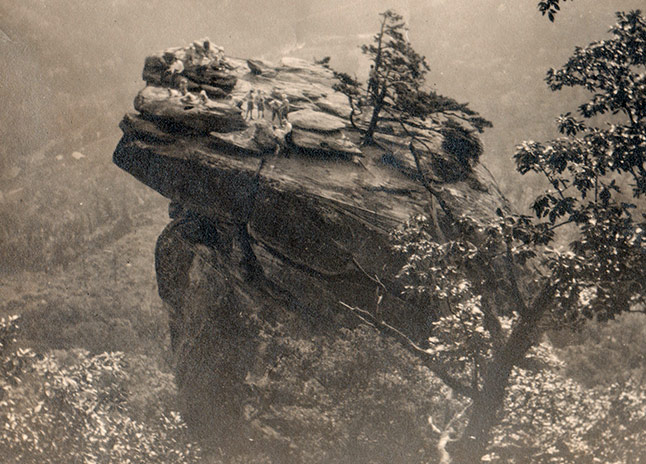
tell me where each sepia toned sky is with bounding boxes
[1,0,643,202]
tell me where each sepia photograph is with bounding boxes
[1,1,645,462]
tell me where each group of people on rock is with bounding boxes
[163,38,228,88]
[188,38,226,69]
[173,76,211,106]
[161,41,292,126]
[175,38,227,71]
[243,90,290,126]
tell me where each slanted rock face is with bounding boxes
[289,109,347,132]
[114,41,511,447]
[135,86,247,133]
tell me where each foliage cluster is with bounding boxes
[388,215,646,462]
[538,0,569,22]
[0,315,202,464]
[489,345,646,463]
[6,274,646,464]
[242,296,646,464]
[0,137,164,273]
[243,325,448,464]
[332,10,491,153]
[514,9,646,323]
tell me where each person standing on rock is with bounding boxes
[256,90,266,119]
[177,77,198,105]
[273,120,292,157]
[279,94,290,127]
[166,58,184,86]
[199,90,210,105]
[178,77,189,96]
[245,90,255,120]
[270,98,281,123]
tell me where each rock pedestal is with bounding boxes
[113,41,511,448]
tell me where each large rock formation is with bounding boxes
[113,40,511,458]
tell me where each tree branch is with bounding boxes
[503,241,530,317]
[479,293,504,345]
[538,165,567,201]
[338,300,476,398]
[408,139,457,223]
[347,94,362,131]
[548,218,575,231]
[429,402,472,464]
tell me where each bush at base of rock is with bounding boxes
[0,315,201,464]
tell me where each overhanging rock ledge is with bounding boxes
[113,39,511,445]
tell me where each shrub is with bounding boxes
[0,315,201,464]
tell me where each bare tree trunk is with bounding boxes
[449,283,555,463]
[450,359,515,463]
[363,85,387,144]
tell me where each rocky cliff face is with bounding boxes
[113,39,511,457]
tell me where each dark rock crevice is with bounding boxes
[238,221,263,281]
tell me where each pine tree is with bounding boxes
[333,10,491,149]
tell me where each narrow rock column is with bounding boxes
[155,209,260,446]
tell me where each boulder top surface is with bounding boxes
[114,40,510,277]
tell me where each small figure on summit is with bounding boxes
[178,77,189,96]
[273,120,292,156]
[270,98,281,123]
[164,57,185,86]
[169,58,185,76]
[279,94,290,127]
[245,90,255,120]
[256,90,266,119]
[177,77,198,104]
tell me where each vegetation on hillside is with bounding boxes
[0,136,164,273]
[340,9,646,463]
[0,315,202,464]
[0,211,205,463]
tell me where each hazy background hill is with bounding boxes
[0,0,643,272]
[2,0,643,187]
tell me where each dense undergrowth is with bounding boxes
[2,209,646,462]
[0,201,203,463]
[0,316,202,464]
[0,134,164,274]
